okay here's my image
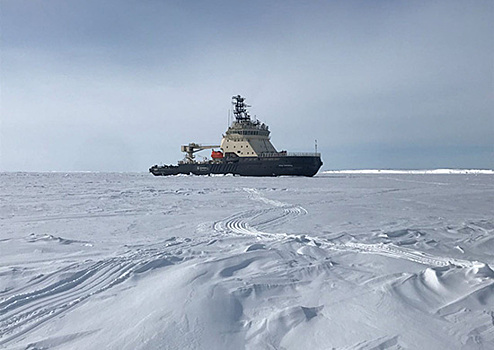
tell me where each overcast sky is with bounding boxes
[1,0,492,171]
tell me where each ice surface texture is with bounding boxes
[0,172,493,349]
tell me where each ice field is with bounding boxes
[1,172,493,349]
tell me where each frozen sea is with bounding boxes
[1,172,493,349]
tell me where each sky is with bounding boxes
[1,0,493,171]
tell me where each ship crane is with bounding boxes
[181,143,220,163]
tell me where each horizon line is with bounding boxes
[1,168,493,175]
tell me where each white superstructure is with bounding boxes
[220,95,278,157]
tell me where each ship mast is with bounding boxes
[232,95,251,122]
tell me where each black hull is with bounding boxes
[150,156,323,177]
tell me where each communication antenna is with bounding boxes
[232,95,251,121]
[315,139,318,154]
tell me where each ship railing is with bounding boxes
[260,152,286,158]
[286,152,321,157]
[259,152,320,158]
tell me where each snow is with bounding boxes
[324,169,494,174]
[1,172,493,349]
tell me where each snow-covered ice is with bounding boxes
[324,169,494,175]
[1,172,493,349]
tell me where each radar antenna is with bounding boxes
[232,95,251,121]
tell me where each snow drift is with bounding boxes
[0,172,493,349]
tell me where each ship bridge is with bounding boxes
[220,95,278,157]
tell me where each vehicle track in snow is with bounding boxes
[325,241,476,268]
[0,239,187,346]
[213,188,307,240]
[213,188,480,269]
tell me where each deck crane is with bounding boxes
[180,143,221,163]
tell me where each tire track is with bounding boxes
[213,188,480,269]
[213,188,307,240]
[0,242,187,346]
[324,241,476,268]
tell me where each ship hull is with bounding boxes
[150,156,322,177]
